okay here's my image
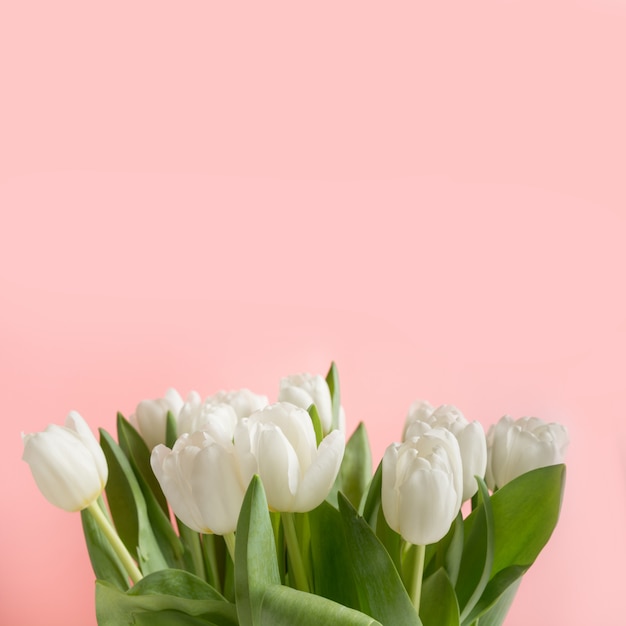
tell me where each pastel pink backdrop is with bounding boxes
[2,2,625,625]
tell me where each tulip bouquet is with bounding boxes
[22,364,568,626]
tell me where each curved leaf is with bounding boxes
[95,570,236,626]
[420,568,460,626]
[235,475,281,626]
[99,428,168,574]
[338,494,422,626]
[260,584,382,626]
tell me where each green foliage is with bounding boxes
[99,428,169,574]
[81,497,129,591]
[95,569,236,626]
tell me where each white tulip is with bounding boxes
[404,403,487,501]
[150,431,246,535]
[178,400,238,445]
[130,388,187,450]
[382,428,463,545]
[234,402,345,512]
[486,415,569,490]
[22,412,108,512]
[279,373,334,434]
[208,388,269,419]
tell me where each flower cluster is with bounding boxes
[21,364,569,626]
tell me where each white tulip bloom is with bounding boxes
[382,428,463,546]
[404,403,487,501]
[486,415,569,490]
[208,388,269,419]
[151,431,247,535]
[22,412,108,512]
[278,373,334,434]
[178,400,238,445]
[130,388,187,450]
[234,402,345,512]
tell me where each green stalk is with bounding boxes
[87,501,143,584]
[281,512,309,593]
[201,534,222,593]
[410,543,426,616]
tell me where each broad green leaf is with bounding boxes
[308,501,360,609]
[462,566,526,625]
[325,361,341,432]
[117,412,168,514]
[307,404,324,447]
[81,497,129,590]
[338,494,422,626]
[457,478,494,622]
[95,569,236,626]
[338,422,372,510]
[117,414,185,569]
[99,428,169,574]
[490,464,565,575]
[235,475,281,626]
[260,584,383,626]
[420,568,460,626]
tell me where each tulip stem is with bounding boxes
[87,501,143,584]
[223,532,236,564]
[410,543,426,617]
[281,512,309,593]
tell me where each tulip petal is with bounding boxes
[256,425,300,512]
[294,430,345,512]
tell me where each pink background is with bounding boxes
[2,1,625,624]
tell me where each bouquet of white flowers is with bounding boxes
[22,363,567,626]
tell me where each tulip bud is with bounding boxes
[404,403,487,501]
[130,388,187,450]
[486,415,569,490]
[22,412,108,512]
[234,402,345,512]
[382,428,463,545]
[150,431,247,535]
[278,373,334,434]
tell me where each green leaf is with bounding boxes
[95,569,236,626]
[473,577,522,626]
[235,475,281,626]
[462,566,526,625]
[325,361,341,432]
[420,568,460,626]
[259,584,383,626]
[338,423,372,510]
[117,412,168,514]
[117,414,185,569]
[99,428,169,574]
[489,464,565,575]
[307,404,324,447]
[338,493,422,626]
[81,497,129,590]
[308,501,360,609]
[375,501,402,574]
[360,460,382,524]
[457,478,494,622]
